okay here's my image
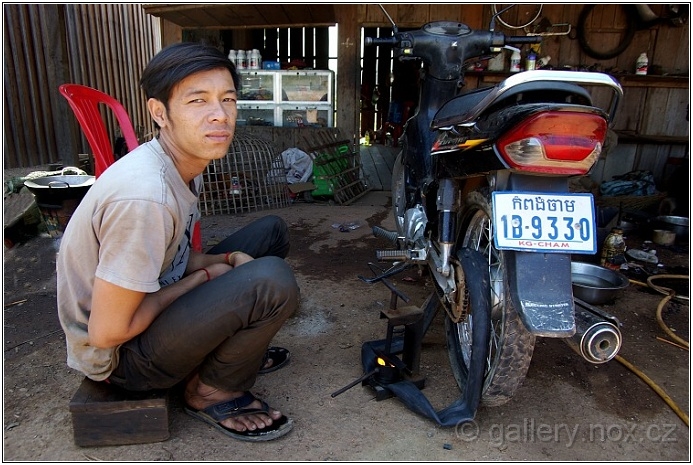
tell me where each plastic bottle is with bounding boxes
[230,176,241,195]
[526,50,537,71]
[509,48,521,73]
[235,50,247,70]
[251,49,262,69]
[249,50,260,69]
[537,55,551,69]
[600,227,626,270]
[635,52,648,75]
[227,49,236,64]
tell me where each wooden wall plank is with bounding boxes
[653,23,689,75]
[315,27,329,70]
[612,87,646,132]
[4,5,30,167]
[289,27,303,62]
[304,27,315,68]
[362,4,396,26]
[3,3,159,169]
[428,4,462,23]
[396,4,428,26]
[459,4,485,29]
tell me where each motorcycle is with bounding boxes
[361,6,624,416]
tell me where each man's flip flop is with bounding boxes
[259,346,290,374]
[184,391,293,442]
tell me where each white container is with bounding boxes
[537,55,551,69]
[635,52,648,75]
[228,49,236,63]
[509,48,521,73]
[487,50,505,71]
[249,49,261,70]
[236,50,247,70]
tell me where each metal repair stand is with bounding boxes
[365,292,427,400]
[332,262,427,400]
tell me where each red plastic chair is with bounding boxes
[59,83,203,252]
[59,84,140,178]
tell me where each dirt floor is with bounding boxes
[3,190,690,461]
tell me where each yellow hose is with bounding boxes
[618,274,690,426]
[615,355,689,427]
[647,274,690,349]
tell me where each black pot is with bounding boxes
[24,175,95,204]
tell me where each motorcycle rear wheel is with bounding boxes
[445,190,535,407]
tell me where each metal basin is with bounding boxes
[571,262,629,305]
[654,215,689,239]
[24,175,94,203]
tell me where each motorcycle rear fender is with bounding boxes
[505,250,576,337]
[500,172,576,337]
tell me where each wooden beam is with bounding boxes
[336,5,359,144]
[160,18,182,47]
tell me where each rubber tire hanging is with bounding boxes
[577,4,637,60]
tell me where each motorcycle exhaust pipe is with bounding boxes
[563,299,622,364]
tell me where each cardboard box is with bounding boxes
[288,182,316,194]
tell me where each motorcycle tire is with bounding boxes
[576,4,637,60]
[445,190,535,407]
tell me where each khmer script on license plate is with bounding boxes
[492,192,596,254]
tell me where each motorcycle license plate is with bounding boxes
[492,192,597,254]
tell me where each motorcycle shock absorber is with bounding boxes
[436,178,458,277]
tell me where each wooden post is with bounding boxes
[45,4,81,167]
[335,5,359,146]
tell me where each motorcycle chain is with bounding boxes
[444,261,470,324]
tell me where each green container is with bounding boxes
[311,146,350,197]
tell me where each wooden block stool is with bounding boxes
[69,377,169,447]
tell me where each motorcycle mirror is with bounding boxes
[378,4,398,33]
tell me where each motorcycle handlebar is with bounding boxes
[364,37,398,47]
[505,36,542,45]
[365,22,543,80]
[365,32,540,49]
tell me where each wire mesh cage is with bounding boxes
[200,135,290,215]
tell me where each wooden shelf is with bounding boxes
[614,74,689,89]
[615,130,689,145]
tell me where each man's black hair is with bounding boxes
[140,42,239,111]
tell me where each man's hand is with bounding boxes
[225,251,253,268]
[186,250,253,275]
[204,262,234,279]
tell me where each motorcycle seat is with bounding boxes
[432,80,592,130]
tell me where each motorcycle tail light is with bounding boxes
[496,111,607,175]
